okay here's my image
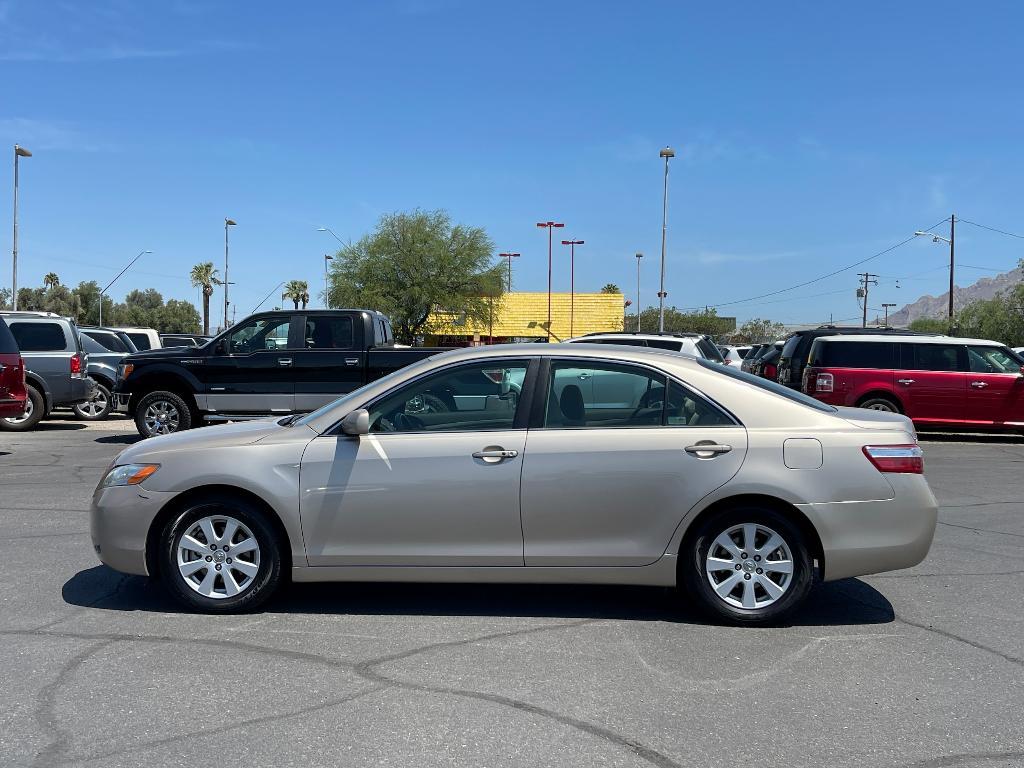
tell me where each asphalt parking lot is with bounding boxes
[1,420,1022,768]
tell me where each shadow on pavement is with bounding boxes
[32,422,87,431]
[94,434,142,445]
[63,565,894,627]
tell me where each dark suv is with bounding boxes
[776,326,930,390]
[0,311,93,430]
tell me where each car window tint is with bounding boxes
[0,319,19,354]
[84,330,129,353]
[780,336,801,360]
[665,380,736,426]
[10,322,66,351]
[968,346,1022,374]
[544,361,666,429]
[126,332,151,350]
[645,338,683,351]
[227,317,291,353]
[815,341,896,369]
[698,357,838,412]
[305,316,354,349]
[369,361,528,433]
[696,339,724,361]
[909,343,961,372]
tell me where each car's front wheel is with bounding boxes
[73,381,112,421]
[682,506,813,625]
[159,497,281,613]
[135,391,192,437]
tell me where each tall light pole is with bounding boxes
[324,254,333,308]
[251,281,286,313]
[658,146,675,333]
[11,144,32,311]
[915,215,956,319]
[536,221,564,340]
[499,252,520,290]
[99,250,152,326]
[316,226,344,246]
[560,239,584,337]
[223,218,237,329]
[635,252,643,332]
[882,303,897,327]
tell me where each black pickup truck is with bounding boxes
[113,309,445,437]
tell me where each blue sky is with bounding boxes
[1,0,1022,327]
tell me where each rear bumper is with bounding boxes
[800,474,938,581]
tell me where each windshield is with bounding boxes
[779,335,800,361]
[697,357,837,413]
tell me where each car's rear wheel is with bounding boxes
[858,396,899,413]
[135,391,192,437]
[159,497,281,613]
[0,385,45,431]
[682,506,813,625]
[73,381,112,421]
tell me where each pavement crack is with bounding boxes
[937,520,1024,539]
[899,750,1024,768]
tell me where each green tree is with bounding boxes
[601,283,621,294]
[734,318,788,344]
[327,208,504,343]
[0,288,10,310]
[190,262,222,335]
[16,287,45,311]
[43,284,82,318]
[156,299,202,333]
[43,272,60,290]
[908,317,953,334]
[70,280,113,325]
[636,306,734,337]
[283,279,310,310]
[954,283,1024,346]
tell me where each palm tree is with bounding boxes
[189,262,222,335]
[43,272,60,290]
[282,280,310,310]
[600,283,621,294]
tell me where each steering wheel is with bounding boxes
[393,412,426,431]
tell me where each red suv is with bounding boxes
[0,317,27,419]
[803,334,1024,430]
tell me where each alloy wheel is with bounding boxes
[704,523,794,610]
[3,394,33,425]
[75,388,109,419]
[176,515,261,599]
[143,400,180,435]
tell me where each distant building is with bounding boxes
[426,291,625,345]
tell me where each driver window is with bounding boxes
[227,317,291,353]
[369,361,529,433]
[968,346,1022,374]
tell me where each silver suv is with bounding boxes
[566,332,726,363]
[0,311,93,431]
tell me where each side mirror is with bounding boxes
[214,339,227,355]
[339,408,370,436]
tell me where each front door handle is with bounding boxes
[278,358,293,367]
[971,381,988,388]
[685,442,733,458]
[898,378,915,385]
[577,373,591,381]
[472,448,519,463]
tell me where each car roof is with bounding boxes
[569,333,702,342]
[427,341,700,363]
[816,334,1003,347]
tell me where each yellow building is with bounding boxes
[427,291,625,345]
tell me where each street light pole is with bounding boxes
[658,146,675,333]
[536,221,564,340]
[224,218,237,330]
[882,303,897,327]
[914,215,956,320]
[99,249,152,326]
[635,252,643,332]
[11,145,31,311]
[498,252,520,290]
[560,239,584,337]
[324,254,334,309]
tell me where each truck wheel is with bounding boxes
[73,381,112,421]
[135,391,192,438]
[0,386,45,431]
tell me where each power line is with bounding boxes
[958,218,1024,240]
[691,216,950,311]
[959,263,1020,273]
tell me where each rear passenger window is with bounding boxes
[127,333,151,350]
[816,341,896,369]
[907,344,962,372]
[10,322,66,352]
[305,316,354,349]
[696,339,724,361]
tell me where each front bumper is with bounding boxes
[802,473,938,581]
[90,483,178,576]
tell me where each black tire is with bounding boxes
[134,390,193,438]
[682,506,814,626]
[0,385,45,431]
[72,381,112,421]
[159,496,282,613]
[858,396,900,413]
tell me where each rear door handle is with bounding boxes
[971,381,988,388]
[278,358,293,366]
[472,448,519,462]
[898,378,915,385]
[685,443,732,457]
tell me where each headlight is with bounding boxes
[100,463,160,488]
[117,363,134,381]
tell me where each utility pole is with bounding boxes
[635,252,643,332]
[882,303,897,327]
[224,218,237,328]
[11,145,32,310]
[658,146,675,332]
[948,214,956,319]
[560,239,584,337]
[535,221,564,340]
[323,254,333,308]
[498,252,520,290]
[857,272,879,328]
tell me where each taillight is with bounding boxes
[70,354,83,375]
[815,372,834,393]
[763,363,777,380]
[863,444,924,474]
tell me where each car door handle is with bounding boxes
[472,448,519,462]
[971,381,988,388]
[685,443,732,457]
[577,373,591,381]
[278,358,292,366]
[897,379,915,385]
